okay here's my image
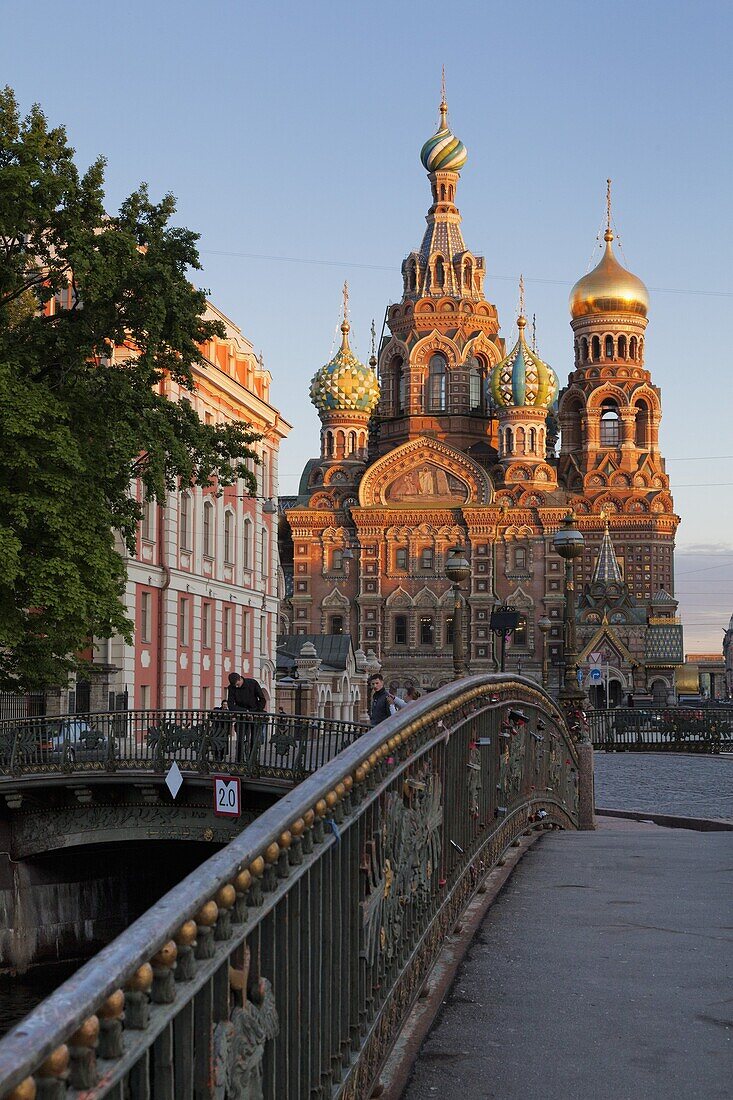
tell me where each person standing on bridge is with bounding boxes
[227,673,266,760]
[369,673,399,726]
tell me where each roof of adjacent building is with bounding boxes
[276,633,354,673]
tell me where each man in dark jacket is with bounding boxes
[369,673,391,727]
[226,674,266,760]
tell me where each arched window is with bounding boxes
[591,335,601,361]
[242,517,253,570]
[407,261,417,292]
[463,259,472,288]
[618,334,627,359]
[428,354,447,412]
[203,499,214,557]
[505,426,514,455]
[600,399,620,446]
[635,400,651,448]
[330,615,344,636]
[515,547,527,569]
[179,492,191,550]
[348,430,356,454]
[528,427,537,453]
[325,431,334,458]
[392,358,404,413]
[469,361,482,410]
[224,510,234,564]
[581,337,589,363]
[435,256,445,288]
[629,335,638,360]
[605,335,614,359]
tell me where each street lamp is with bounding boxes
[490,604,519,673]
[553,513,585,711]
[445,546,471,679]
[538,615,552,688]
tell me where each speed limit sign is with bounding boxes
[213,775,241,818]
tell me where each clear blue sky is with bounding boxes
[3,0,732,653]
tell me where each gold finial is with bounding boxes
[340,280,350,346]
[439,65,448,128]
[370,318,377,366]
[600,505,610,531]
[604,178,614,243]
[517,274,526,329]
[531,312,536,352]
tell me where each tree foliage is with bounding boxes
[0,87,260,691]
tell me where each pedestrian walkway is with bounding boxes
[594,751,733,820]
[403,819,732,1100]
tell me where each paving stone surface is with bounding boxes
[594,751,732,820]
[403,820,733,1100]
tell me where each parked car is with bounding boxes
[43,718,109,763]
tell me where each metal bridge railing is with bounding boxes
[0,674,579,1100]
[0,709,366,783]
[588,706,733,752]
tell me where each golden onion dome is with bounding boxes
[569,229,649,320]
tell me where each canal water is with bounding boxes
[0,961,79,1038]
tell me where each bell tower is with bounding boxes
[374,77,504,462]
[559,182,663,481]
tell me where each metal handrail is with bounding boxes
[0,707,367,783]
[0,674,579,1098]
[588,705,733,752]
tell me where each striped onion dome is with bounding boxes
[309,318,380,416]
[489,316,559,410]
[420,98,467,173]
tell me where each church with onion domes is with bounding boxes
[278,87,683,711]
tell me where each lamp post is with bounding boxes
[445,547,471,679]
[538,615,551,688]
[490,604,519,673]
[553,513,585,711]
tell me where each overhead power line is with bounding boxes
[199,247,733,300]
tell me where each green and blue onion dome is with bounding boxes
[309,317,380,416]
[489,314,559,410]
[420,97,468,174]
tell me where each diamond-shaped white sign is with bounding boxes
[165,760,183,800]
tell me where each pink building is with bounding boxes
[97,302,291,711]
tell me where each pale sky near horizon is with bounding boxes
[2,0,732,653]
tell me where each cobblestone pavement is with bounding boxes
[404,821,733,1100]
[594,751,732,820]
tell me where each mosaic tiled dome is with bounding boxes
[489,316,558,410]
[420,96,467,173]
[309,319,380,416]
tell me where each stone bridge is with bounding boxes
[0,673,584,1099]
[0,709,364,972]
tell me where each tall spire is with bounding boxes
[593,516,624,585]
[340,280,350,348]
[605,177,613,243]
[440,65,448,129]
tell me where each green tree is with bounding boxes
[0,88,260,692]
